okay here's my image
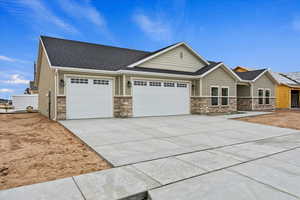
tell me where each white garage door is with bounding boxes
[66,77,113,119]
[132,80,190,117]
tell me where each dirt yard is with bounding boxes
[236,110,300,130]
[0,113,111,190]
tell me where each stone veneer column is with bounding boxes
[56,96,66,120]
[114,96,133,118]
[191,97,237,114]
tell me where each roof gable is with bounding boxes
[235,69,266,81]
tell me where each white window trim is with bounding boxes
[210,85,219,106]
[221,86,229,106]
[258,88,264,105]
[265,88,271,105]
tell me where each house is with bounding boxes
[233,68,278,111]
[271,72,300,109]
[36,36,275,120]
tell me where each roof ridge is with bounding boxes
[40,35,151,54]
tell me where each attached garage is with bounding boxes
[132,79,190,117]
[66,77,113,119]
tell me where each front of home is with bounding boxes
[36,36,276,120]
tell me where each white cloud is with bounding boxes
[0,55,16,62]
[2,0,78,34]
[0,88,14,93]
[58,0,116,42]
[0,55,30,63]
[2,74,29,84]
[133,11,172,42]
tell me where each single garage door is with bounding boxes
[132,79,190,117]
[66,77,113,119]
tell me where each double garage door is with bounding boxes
[66,77,190,119]
[132,80,190,117]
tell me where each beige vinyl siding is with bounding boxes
[253,74,275,97]
[139,45,207,72]
[202,66,236,96]
[38,48,55,118]
[237,85,251,97]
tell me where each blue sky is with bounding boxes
[1,0,300,99]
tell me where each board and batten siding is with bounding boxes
[253,74,275,97]
[139,45,207,72]
[38,47,56,118]
[201,66,237,96]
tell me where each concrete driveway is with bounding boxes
[60,114,298,167]
[3,113,299,200]
[58,114,300,199]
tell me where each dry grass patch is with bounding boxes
[236,110,300,130]
[0,113,111,190]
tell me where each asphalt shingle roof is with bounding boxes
[285,72,300,83]
[234,69,267,81]
[41,36,220,76]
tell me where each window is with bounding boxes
[149,81,162,87]
[180,52,183,59]
[211,87,219,106]
[177,83,187,88]
[221,87,229,105]
[258,89,264,104]
[134,80,147,86]
[71,78,88,84]
[164,82,175,87]
[265,89,270,105]
[93,79,109,85]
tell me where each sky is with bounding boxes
[1,0,300,99]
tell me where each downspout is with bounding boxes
[54,69,58,120]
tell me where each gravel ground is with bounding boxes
[0,113,111,190]
[236,110,300,130]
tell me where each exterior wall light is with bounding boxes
[59,79,65,88]
[127,80,132,88]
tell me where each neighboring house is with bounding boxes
[271,72,300,109]
[233,68,278,111]
[36,36,245,120]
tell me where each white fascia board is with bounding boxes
[253,69,279,85]
[199,63,242,81]
[52,66,119,74]
[127,42,209,68]
[119,70,195,79]
[51,66,196,78]
[181,42,210,65]
[39,37,52,67]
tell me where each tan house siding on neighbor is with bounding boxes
[253,74,275,97]
[139,46,207,72]
[201,66,237,96]
[38,48,55,118]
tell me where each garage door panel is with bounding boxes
[66,78,113,119]
[133,80,190,117]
